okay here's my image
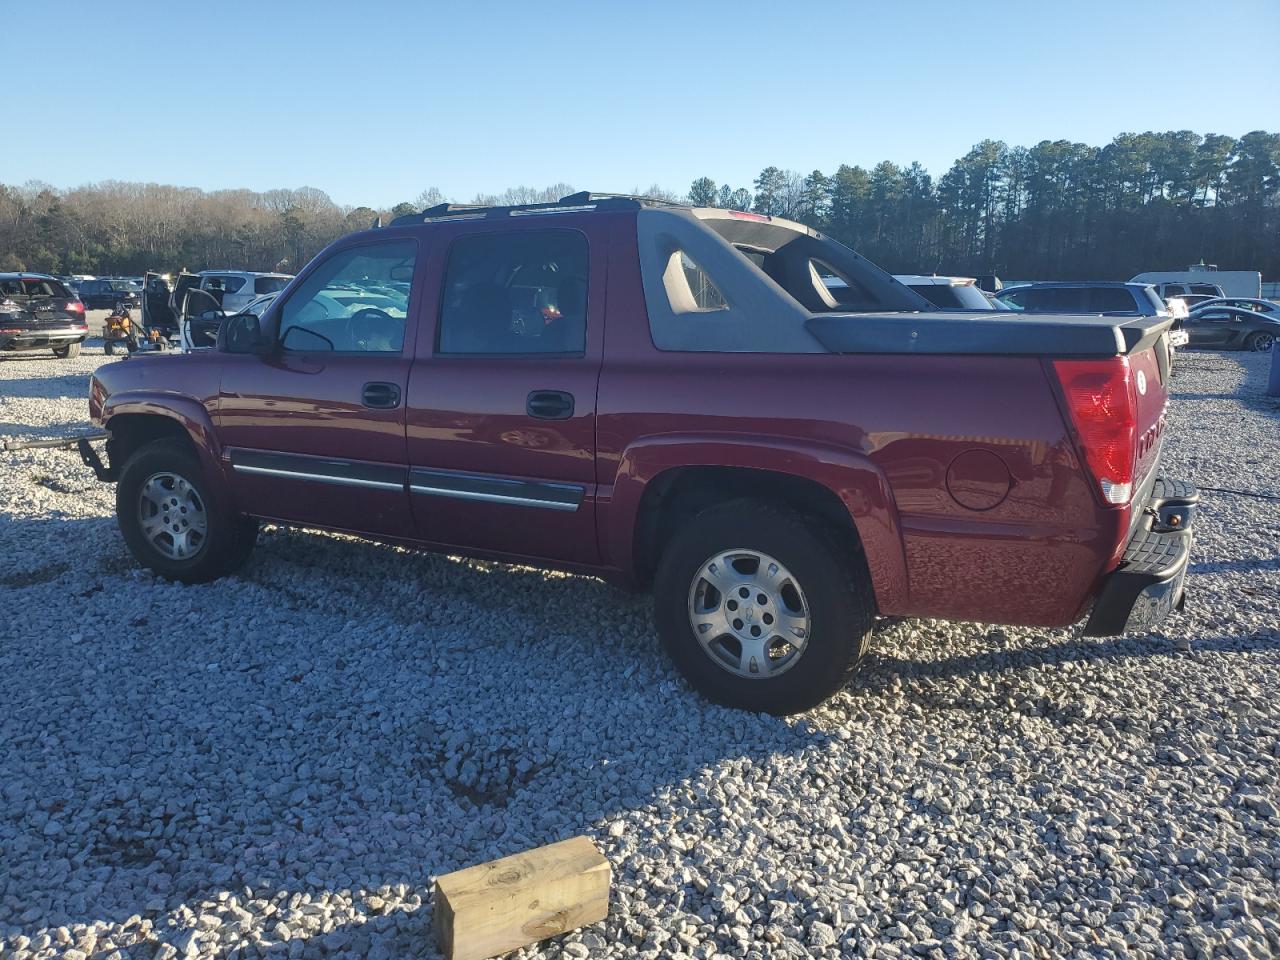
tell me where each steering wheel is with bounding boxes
[343,308,400,351]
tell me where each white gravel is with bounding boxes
[1,342,1278,960]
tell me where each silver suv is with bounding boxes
[198,271,292,314]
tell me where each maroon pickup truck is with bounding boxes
[86,193,1198,714]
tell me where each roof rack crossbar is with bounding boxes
[388,191,684,227]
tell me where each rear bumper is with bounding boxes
[0,327,88,350]
[1083,477,1198,636]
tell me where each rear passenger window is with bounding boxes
[1022,288,1084,312]
[438,230,588,355]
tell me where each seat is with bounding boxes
[447,283,512,353]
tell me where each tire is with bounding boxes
[115,438,258,583]
[104,340,117,356]
[1247,331,1274,353]
[653,499,876,714]
[53,342,81,359]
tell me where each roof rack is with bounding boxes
[388,191,685,227]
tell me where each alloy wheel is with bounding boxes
[687,549,811,679]
[138,472,208,560]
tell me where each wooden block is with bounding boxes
[434,835,611,960]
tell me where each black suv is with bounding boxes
[78,278,142,311]
[0,274,89,358]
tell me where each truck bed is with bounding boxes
[806,311,1174,357]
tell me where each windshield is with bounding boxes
[0,278,70,299]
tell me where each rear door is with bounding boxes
[216,237,421,536]
[1188,309,1234,346]
[404,220,606,565]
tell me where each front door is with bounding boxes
[404,222,606,565]
[216,237,422,537]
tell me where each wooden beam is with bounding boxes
[434,835,611,960]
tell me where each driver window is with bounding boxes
[278,240,416,353]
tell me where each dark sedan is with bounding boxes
[1184,304,1277,352]
[77,278,142,311]
[0,273,90,358]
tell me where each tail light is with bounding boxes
[66,301,85,314]
[1053,357,1137,506]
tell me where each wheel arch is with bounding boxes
[610,435,909,612]
[102,395,225,490]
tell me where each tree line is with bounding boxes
[2,130,1276,282]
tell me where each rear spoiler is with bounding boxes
[807,312,1174,357]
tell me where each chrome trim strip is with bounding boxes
[409,483,580,511]
[233,463,404,491]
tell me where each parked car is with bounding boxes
[1132,268,1260,300]
[996,281,1170,316]
[893,275,999,310]
[1169,293,1219,310]
[1144,280,1226,301]
[1193,297,1280,317]
[1183,304,1278,352]
[85,193,1196,714]
[0,273,89,358]
[78,278,142,311]
[197,271,293,315]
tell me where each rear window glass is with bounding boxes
[0,278,69,298]
[1189,284,1219,296]
[204,275,246,294]
[1089,288,1138,312]
[679,253,728,311]
[811,260,877,308]
[254,276,290,294]
[907,281,992,310]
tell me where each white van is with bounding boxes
[198,270,292,314]
[1130,268,1261,300]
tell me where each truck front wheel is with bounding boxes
[653,499,876,714]
[116,438,258,583]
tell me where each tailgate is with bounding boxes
[1128,331,1171,489]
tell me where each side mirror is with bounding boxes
[219,313,270,354]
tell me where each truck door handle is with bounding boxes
[526,390,574,420]
[362,382,401,409]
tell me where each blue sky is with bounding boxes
[7,0,1277,207]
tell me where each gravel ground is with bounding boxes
[1,342,1278,960]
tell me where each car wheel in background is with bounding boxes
[1248,331,1274,352]
[53,342,81,359]
[115,438,258,583]
[653,499,876,714]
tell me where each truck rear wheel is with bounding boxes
[116,438,258,584]
[653,499,876,714]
